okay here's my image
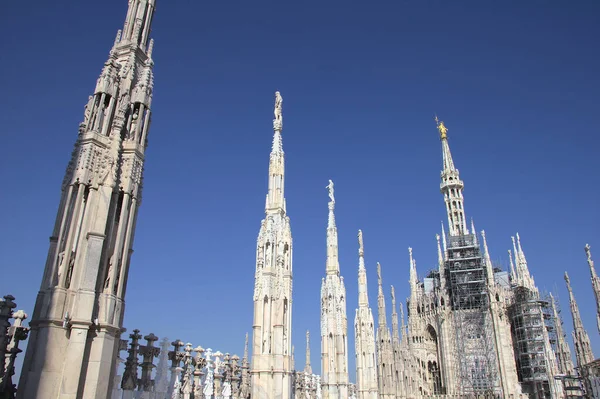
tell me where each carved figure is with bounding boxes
[56,251,66,282]
[129,111,139,140]
[103,255,114,292]
[83,96,94,124]
[358,230,364,253]
[274,91,283,121]
[118,92,131,116]
[326,179,335,203]
[435,116,448,139]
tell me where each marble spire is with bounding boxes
[481,230,495,286]
[305,330,312,374]
[251,91,294,399]
[409,247,418,300]
[265,91,286,212]
[585,244,600,334]
[436,234,446,289]
[510,233,536,292]
[436,116,468,236]
[549,294,576,376]
[564,272,595,367]
[354,230,378,399]
[17,2,157,398]
[391,286,400,347]
[321,180,349,398]
[326,179,340,275]
[376,263,395,399]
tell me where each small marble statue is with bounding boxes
[326,180,335,203]
[274,91,283,121]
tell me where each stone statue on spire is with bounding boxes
[327,179,335,203]
[435,115,448,139]
[358,230,364,255]
[273,91,283,130]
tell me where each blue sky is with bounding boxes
[1,0,599,380]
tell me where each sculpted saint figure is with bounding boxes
[326,179,335,203]
[83,95,94,124]
[274,91,283,121]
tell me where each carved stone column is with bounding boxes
[193,346,206,399]
[0,305,29,397]
[168,339,184,398]
[230,355,240,399]
[181,343,194,398]
[138,333,159,393]
[121,329,142,392]
[0,295,16,382]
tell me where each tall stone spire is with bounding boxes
[358,230,370,307]
[377,263,387,329]
[564,272,595,367]
[549,293,576,376]
[409,247,418,300]
[320,180,349,398]
[399,302,407,344]
[436,116,468,237]
[251,91,294,399]
[391,286,400,347]
[326,180,339,275]
[436,234,446,289]
[511,233,536,292]
[508,249,517,283]
[354,230,378,399]
[265,91,286,213]
[481,230,495,286]
[585,244,600,334]
[305,330,312,374]
[18,2,157,398]
[376,263,396,399]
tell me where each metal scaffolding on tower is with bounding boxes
[444,232,499,397]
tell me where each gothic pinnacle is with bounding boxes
[305,330,312,374]
[357,230,369,307]
[326,180,340,275]
[585,244,600,334]
[377,263,387,328]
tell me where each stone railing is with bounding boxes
[0,294,29,399]
[111,330,249,399]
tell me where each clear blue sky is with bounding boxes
[1,0,599,380]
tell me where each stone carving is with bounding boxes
[83,96,94,127]
[326,179,335,203]
[274,91,283,121]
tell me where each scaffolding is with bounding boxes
[508,287,558,398]
[444,233,500,397]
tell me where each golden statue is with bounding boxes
[435,115,448,139]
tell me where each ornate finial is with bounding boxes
[564,272,571,288]
[358,230,364,255]
[377,262,382,285]
[586,244,593,263]
[147,38,154,59]
[391,285,396,305]
[326,179,335,204]
[273,91,283,131]
[114,30,122,47]
[435,115,448,140]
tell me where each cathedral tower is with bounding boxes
[251,92,293,399]
[354,230,378,399]
[18,2,156,398]
[435,118,522,397]
[320,180,349,398]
